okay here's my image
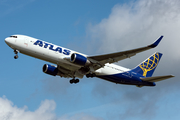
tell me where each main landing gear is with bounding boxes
[86,73,96,78]
[14,50,19,59]
[69,78,79,84]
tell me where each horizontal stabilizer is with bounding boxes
[140,75,175,82]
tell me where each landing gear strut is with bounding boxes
[69,78,79,84]
[14,50,19,59]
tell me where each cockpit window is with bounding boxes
[10,36,17,38]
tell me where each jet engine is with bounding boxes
[70,53,90,66]
[43,64,58,76]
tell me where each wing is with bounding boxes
[88,36,163,70]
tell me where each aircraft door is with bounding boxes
[24,38,28,47]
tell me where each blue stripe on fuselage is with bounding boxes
[96,71,156,86]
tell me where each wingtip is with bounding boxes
[148,36,163,48]
[169,75,175,78]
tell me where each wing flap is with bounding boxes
[140,75,175,82]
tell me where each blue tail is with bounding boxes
[132,52,163,77]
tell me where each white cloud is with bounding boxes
[88,0,180,61]
[0,96,102,120]
[0,95,57,120]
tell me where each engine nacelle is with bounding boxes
[70,53,90,66]
[43,64,58,76]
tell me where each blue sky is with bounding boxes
[1,0,180,120]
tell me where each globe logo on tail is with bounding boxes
[139,52,160,77]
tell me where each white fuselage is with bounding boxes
[5,35,129,78]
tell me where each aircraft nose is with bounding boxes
[5,37,15,46]
[5,37,11,45]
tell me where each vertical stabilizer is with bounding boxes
[132,52,163,77]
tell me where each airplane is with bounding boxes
[5,35,174,87]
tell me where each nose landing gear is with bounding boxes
[14,50,19,59]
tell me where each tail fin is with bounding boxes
[132,52,163,77]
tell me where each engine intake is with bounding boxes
[43,64,58,76]
[70,53,90,66]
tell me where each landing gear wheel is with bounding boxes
[86,73,96,78]
[70,79,74,84]
[14,55,18,59]
[69,79,79,84]
[74,79,79,84]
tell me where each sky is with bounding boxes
[1,0,180,120]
